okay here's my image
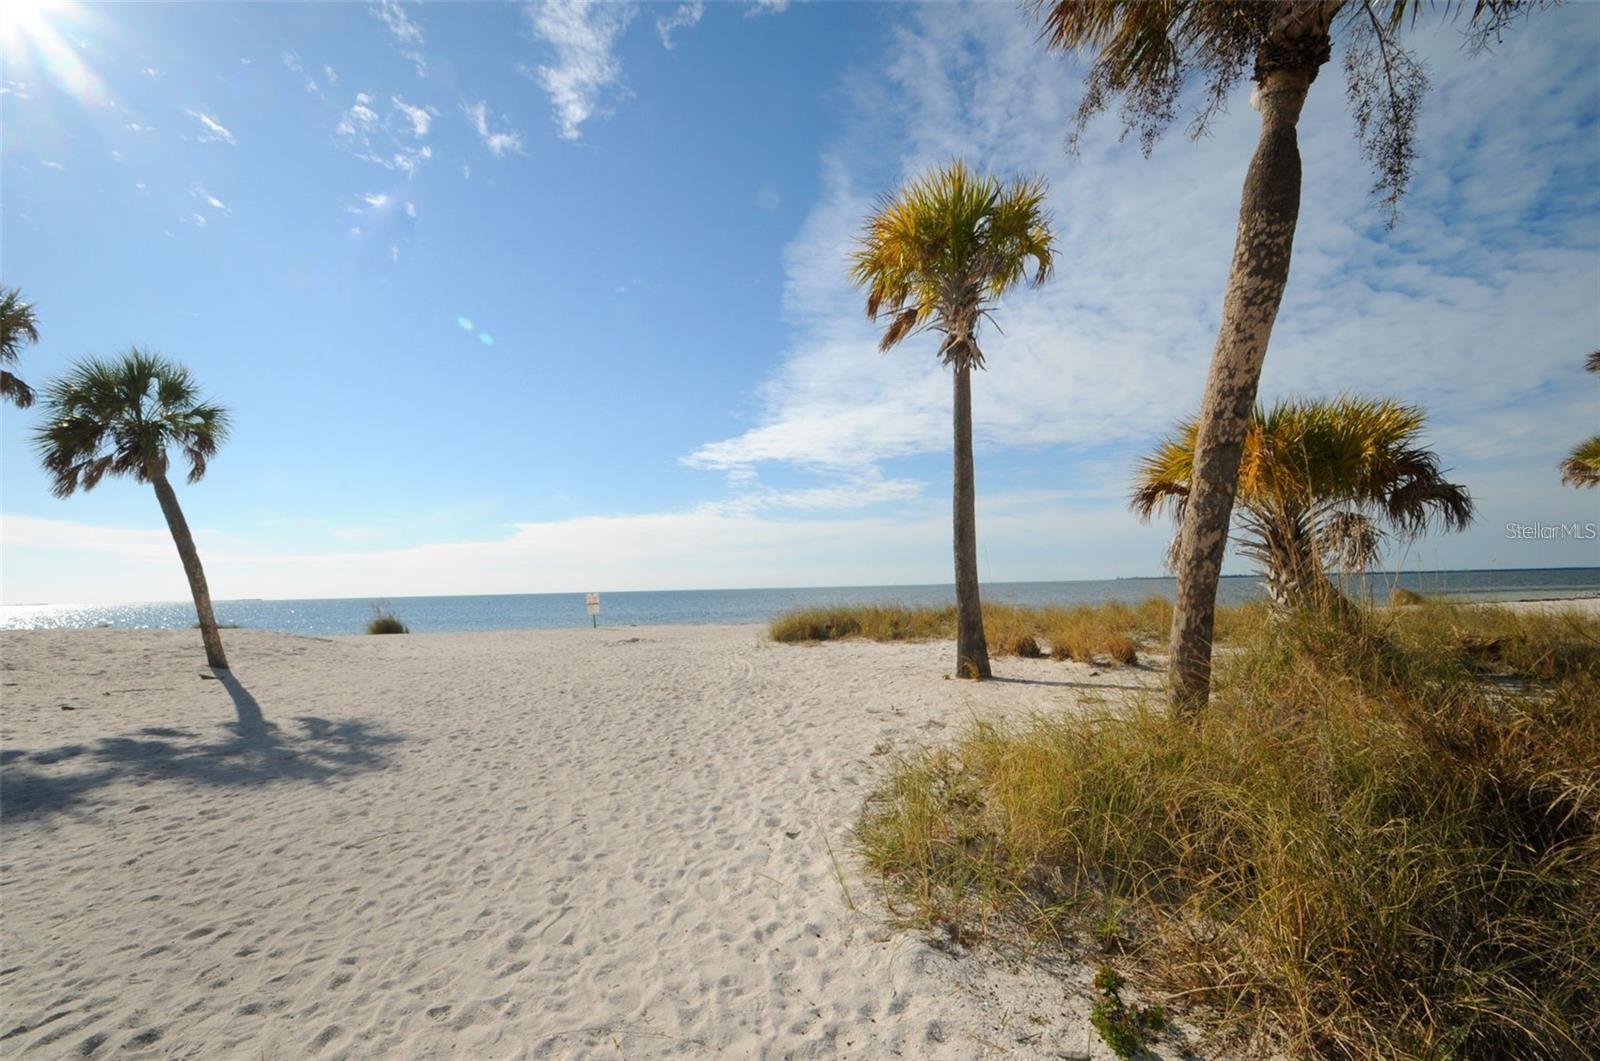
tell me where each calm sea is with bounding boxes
[2,569,1596,637]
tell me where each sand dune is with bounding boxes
[0,625,1167,1059]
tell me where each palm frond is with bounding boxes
[1134,395,1472,572]
[0,286,40,408]
[33,349,231,497]
[1561,436,1600,489]
[851,160,1054,367]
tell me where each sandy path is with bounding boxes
[1,626,1162,1059]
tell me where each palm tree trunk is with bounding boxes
[149,469,230,670]
[1168,8,1336,715]
[952,358,991,679]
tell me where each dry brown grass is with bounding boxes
[769,597,1189,668]
[858,602,1600,1058]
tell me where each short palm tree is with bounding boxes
[851,160,1054,678]
[1560,352,1600,488]
[35,350,233,669]
[1,286,40,408]
[1133,396,1473,611]
[1037,0,1544,712]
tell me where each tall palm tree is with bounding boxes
[851,160,1055,679]
[1036,0,1540,713]
[1559,351,1600,488]
[1133,396,1473,611]
[35,350,233,669]
[1,286,40,408]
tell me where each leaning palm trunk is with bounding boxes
[149,465,229,670]
[952,358,991,678]
[1169,10,1335,715]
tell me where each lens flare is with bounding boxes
[2,1,109,107]
[456,316,474,331]
[478,333,495,347]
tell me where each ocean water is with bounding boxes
[2,568,1596,637]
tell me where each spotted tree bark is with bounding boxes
[1168,6,1338,715]
[150,466,230,670]
[952,358,991,679]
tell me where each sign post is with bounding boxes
[585,592,600,628]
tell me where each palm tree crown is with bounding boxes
[1560,351,1600,488]
[34,349,231,497]
[1133,396,1472,602]
[1035,0,1529,222]
[850,159,1054,367]
[1,286,40,409]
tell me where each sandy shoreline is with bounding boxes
[1,624,1171,1059]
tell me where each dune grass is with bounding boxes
[856,602,1600,1058]
[769,597,1203,667]
[365,603,409,635]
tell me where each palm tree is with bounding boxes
[1133,396,1473,611]
[1,286,40,408]
[851,160,1055,678]
[1036,0,1540,713]
[1559,352,1600,488]
[35,350,233,669]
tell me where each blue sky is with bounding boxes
[2,1,1597,604]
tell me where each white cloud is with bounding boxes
[686,4,1600,571]
[190,183,230,215]
[361,192,389,209]
[462,101,523,157]
[188,109,235,145]
[336,92,433,175]
[282,50,322,96]
[523,0,635,140]
[747,0,789,16]
[0,497,1177,605]
[323,64,340,87]
[657,1,704,49]
[370,0,427,76]
[391,95,434,136]
[39,160,63,170]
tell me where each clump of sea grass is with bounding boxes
[366,602,409,635]
[858,602,1600,1058]
[1390,586,1426,605]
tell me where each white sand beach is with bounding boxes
[0,625,1166,1059]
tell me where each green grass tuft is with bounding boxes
[365,602,409,635]
[857,602,1600,1058]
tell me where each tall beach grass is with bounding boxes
[856,601,1600,1057]
[768,597,1223,667]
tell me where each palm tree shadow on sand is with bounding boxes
[0,671,403,821]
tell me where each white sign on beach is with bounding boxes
[585,592,600,627]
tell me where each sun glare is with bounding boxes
[1,0,63,43]
[1,0,106,105]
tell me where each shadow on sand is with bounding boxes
[0,671,403,821]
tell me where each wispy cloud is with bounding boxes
[187,109,235,145]
[686,4,1599,568]
[463,101,523,157]
[282,50,323,97]
[369,0,427,77]
[657,1,704,49]
[522,0,635,140]
[190,183,230,215]
[391,95,434,136]
[335,92,432,175]
[746,0,789,16]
